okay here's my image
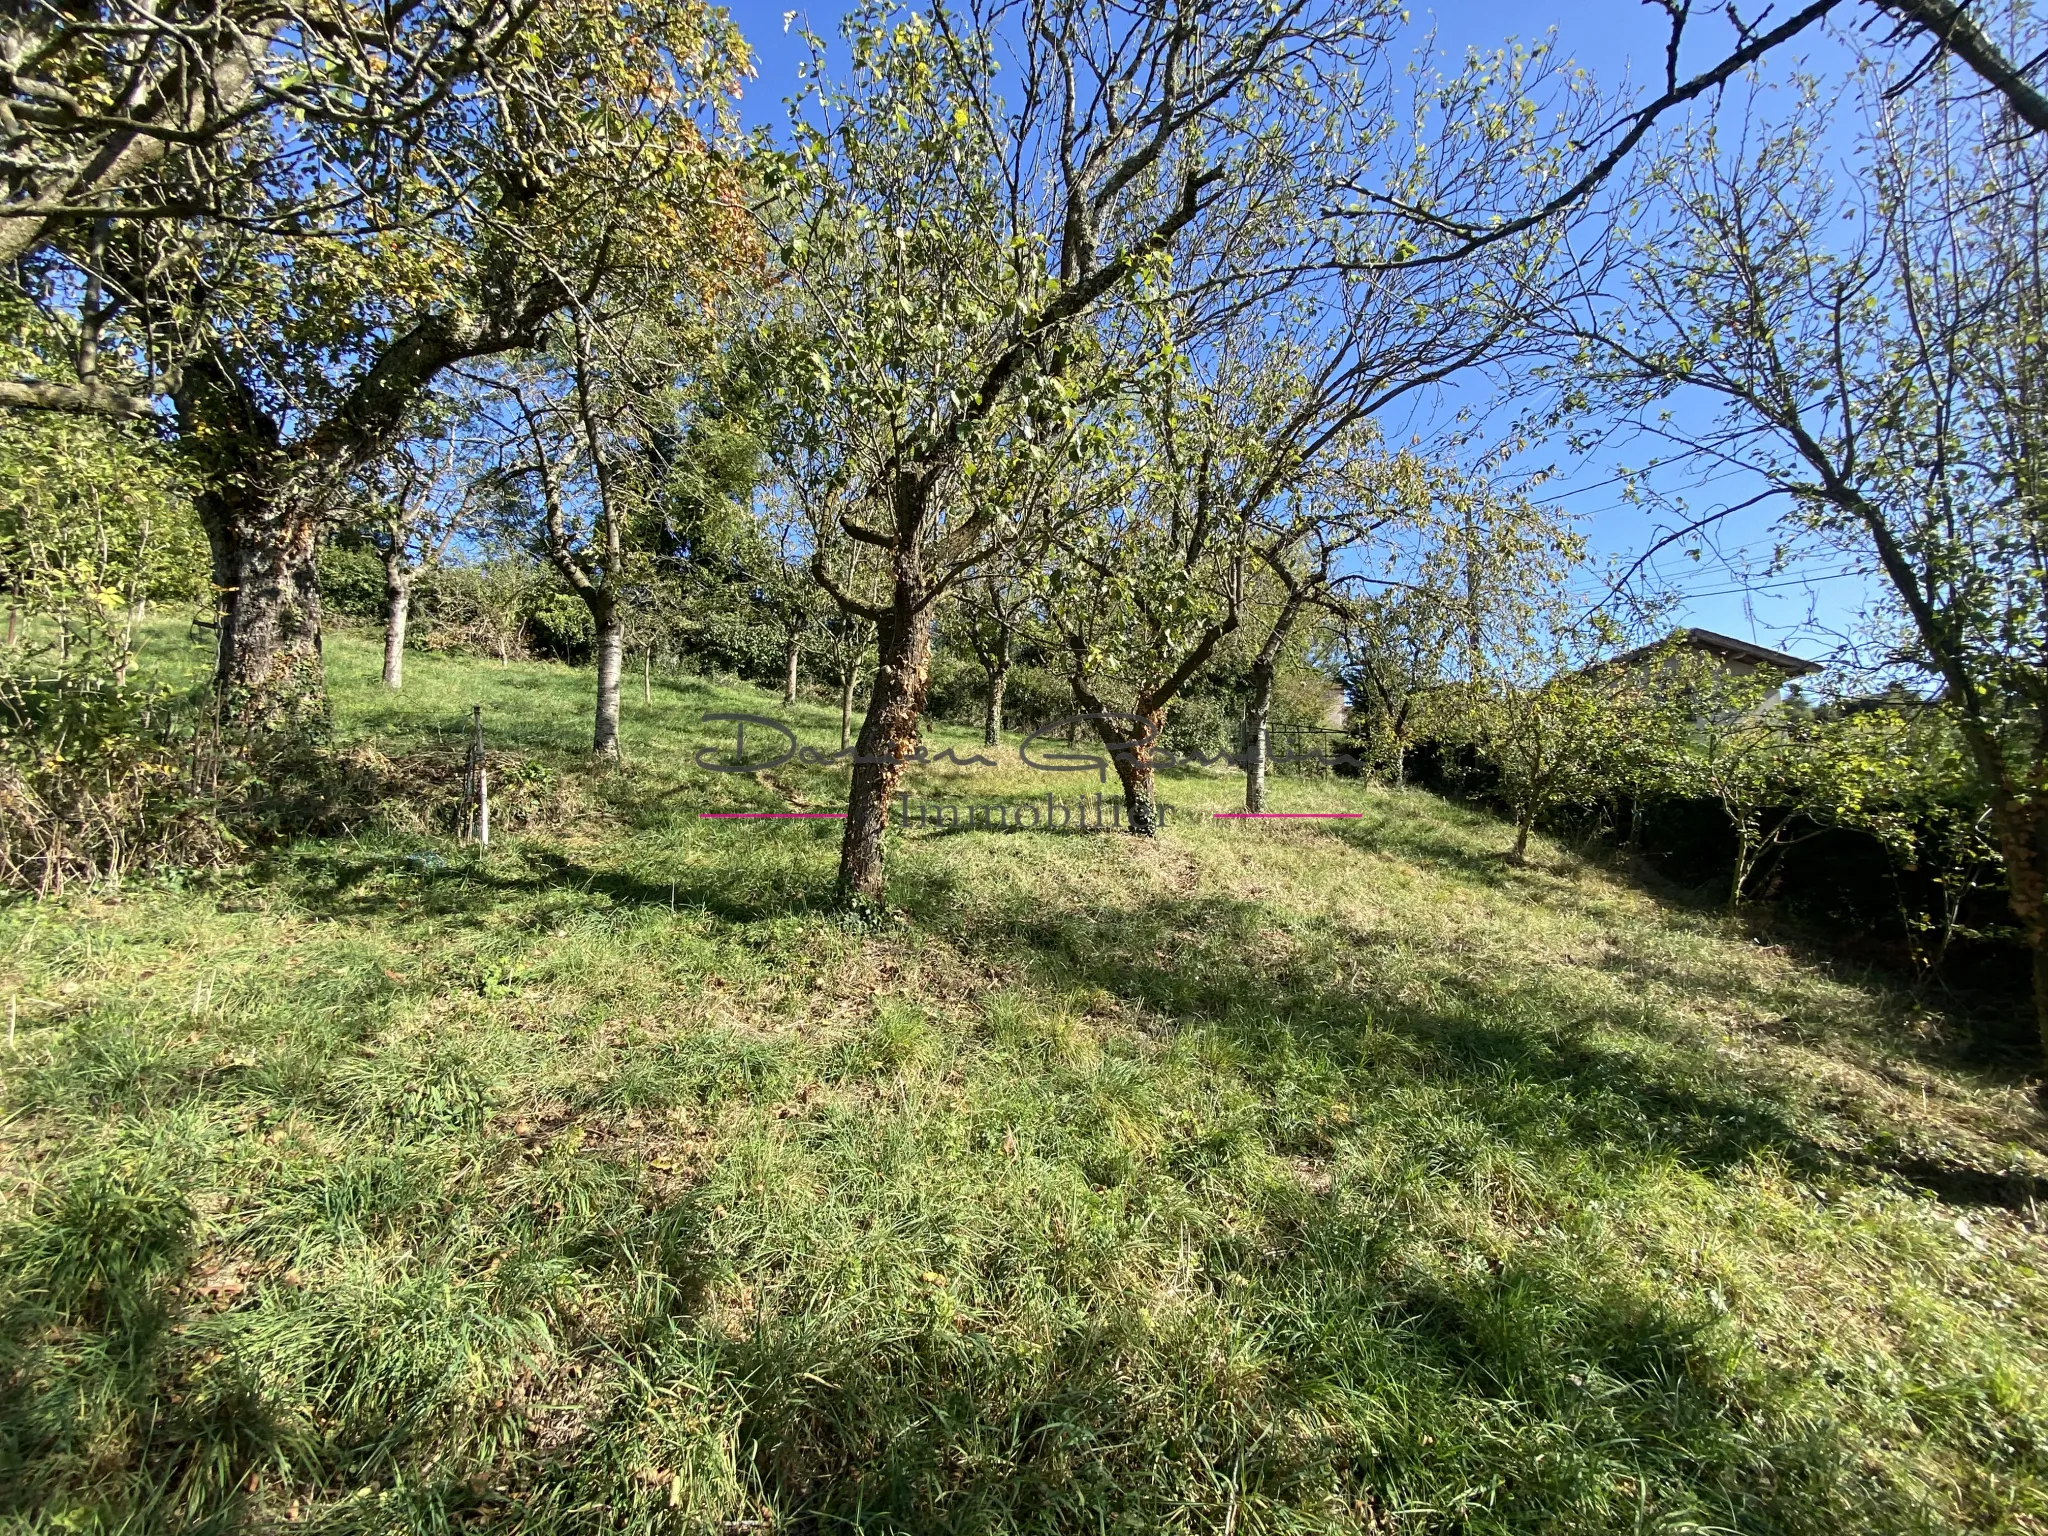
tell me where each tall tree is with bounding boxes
[783,0,1618,900]
[954,573,1028,747]
[1,0,752,728]
[359,417,493,691]
[1584,56,2048,1072]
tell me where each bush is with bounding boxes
[924,655,1076,735]
[0,411,210,622]
[998,664,1075,732]
[0,644,234,894]
[316,543,389,625]
[412,561,546,663]
[922,651,986,727]
[1162,693,1233,757]
[527,591,595,661]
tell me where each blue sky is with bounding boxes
[724,1,1884,671]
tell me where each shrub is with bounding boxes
[315,543,390,625]
[0,642,235,894]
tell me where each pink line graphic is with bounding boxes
[699,811,845,819]
[1213,812,1362,819]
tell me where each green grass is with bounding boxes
[3,623,2047,1533]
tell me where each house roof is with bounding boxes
[1610,627,1823,678]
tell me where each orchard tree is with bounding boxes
[1586,51,2048,1071]
[1033,33,1590,829]
[1,0,753,730]
[359,417,495,691]
[1340,583,1462,789]
[1239,448,1432,810]
[1426,481,1615,863]
[1460,661,1644,865]
[1628,653,1829,909]
[498,347,632,754]
[1039,404,1246,834]
[486,305,713,758]
[781,0,1644,893]
[821,608,878,752]
[954,573,1028,748]
[1340,460,1585,798]
[808,519,889,751]
[743,492,828,707]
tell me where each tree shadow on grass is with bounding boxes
[1317,807,2044,1125]
[269,840,839,930]
[1339,799,2039,1084]
[907,874,2047,1208]
[0,1166,295,1531]
[637,1173,1929,1534]
[0,1104,1950,1533]
[13,847,2027,1527]
[959,886,1824,1178]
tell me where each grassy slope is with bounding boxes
[3,625,2047,1534]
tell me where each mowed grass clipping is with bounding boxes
[2,625,2047,1534]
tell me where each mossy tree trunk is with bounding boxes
[837,554,931,906]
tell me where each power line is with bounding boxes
[1669,568,1873,600]
[1528,461,1763,510]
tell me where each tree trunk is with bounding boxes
[1093,707,1165,835]
[1391,740,1405,789]
[840,668,857,750]
[114,586,143,686]
[592,604,624,757]
[176,360,339,733]
[837,594,933,907]
[382,563,411,690]
[983,666,1007,748]
[193,475,327,731]
[642,646,651,704]
[1983,793,2048,1079]
[1725,811,1758,913]
[784,633,801,705]
[2034,944,2048,1098]
[1244,659,1275,812]
[1512,806,1533,864]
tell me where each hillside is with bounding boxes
[4,629,2047,1533]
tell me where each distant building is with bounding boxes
[1318,681,1349,728]
[1604,627,1822,698]
[1609,627,1822,680]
